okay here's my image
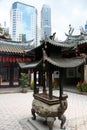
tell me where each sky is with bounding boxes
[0,0,87,40]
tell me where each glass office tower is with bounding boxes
[10,2,37,44]
[41,4,51,39]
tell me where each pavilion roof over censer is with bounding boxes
[22,35,86,69]
[18,54,85,69]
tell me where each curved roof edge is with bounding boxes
[0,38,34,47]
[24,42,44,53]
[18,60,42,69]
[45,56,85,68]
[43,38,77,48]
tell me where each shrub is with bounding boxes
[30,80,34,89]
[76,80,82,91]
[19,73,28,88]
[76,80,87,92]
[81,81,87,92]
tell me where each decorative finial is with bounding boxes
[68,24,74,35]
[49,32,56,40]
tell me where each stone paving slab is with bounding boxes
[20,115,87,130]
[0,91,87,130]
[66,116,87,130]
[20,116,72,130]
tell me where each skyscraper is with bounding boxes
[10,2,37,44]
[85,21,87,33]
[41,4,51,39]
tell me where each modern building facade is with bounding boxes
[10,2,37,44]
[0,22,10,36]
[41,4,51,39]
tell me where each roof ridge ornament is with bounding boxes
[68,24,74,36]
[49,32,56,40]
[65,24,74,41]
[80,26,87,35]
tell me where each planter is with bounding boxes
[21,87,28,93]
[19,73,28,93]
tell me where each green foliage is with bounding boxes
[30,80,34,89]
[20,73,28,88]
[52,79,58,89]
[76,80,87,92]
[76,80,82,91]
[81,82,87,92]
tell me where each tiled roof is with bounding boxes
[46,38,76,48]
[0,38,34,54]
[65,33,87,45]
[46,38,87,47]
[25,38,77,53]
[0,44,25,54]
[0,34,11,39]
[18,54,85,69]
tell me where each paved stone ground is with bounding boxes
[54,91,87,130]
[0,91,87,130]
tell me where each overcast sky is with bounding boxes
[0,0,87,40]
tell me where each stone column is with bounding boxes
[48,65,52,100]
[59,68,63,99]
[9,63,13,86]
[34,70,36,94]
[84,65,87,82]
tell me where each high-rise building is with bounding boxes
[41,4,51,39]
[85,21,87,33]
[10,2,37,44]
[0,22,10,36]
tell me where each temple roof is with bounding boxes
[24,38,77,53]
[0,33,11,40]
[24,36,87,53]
[18,54,85,69]
[18,60,42,69]
[0,34,87,55]
[24,42,44,53]
[22,37,86,68]
[65,33,87,45]
[0,44,25,54]
[45,38,76,48]
[0,39,33,54]
[0,34,86,68]
[44,55,85,68]
[0,38,34,45]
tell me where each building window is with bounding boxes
[66,68,75,78]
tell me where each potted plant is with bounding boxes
[76,80,87,92]
[19,73,28,93]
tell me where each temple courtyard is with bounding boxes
[0,90,87,130]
